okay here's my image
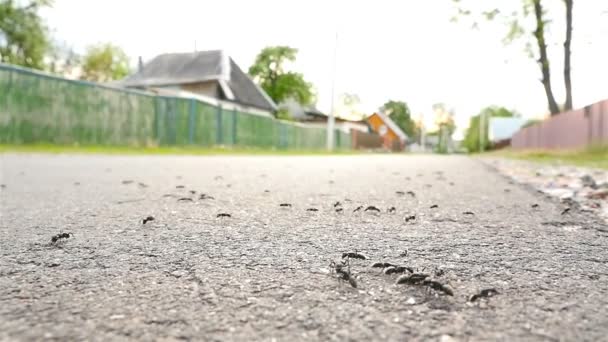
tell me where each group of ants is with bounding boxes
[47,184,496,304]
[333,251,498,303]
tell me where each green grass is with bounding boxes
[486,145,608,169]
[0,143,368,156]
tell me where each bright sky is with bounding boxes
[41,0,608,139]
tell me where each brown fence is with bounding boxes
[511,99,608,149]
[351,129,383,150]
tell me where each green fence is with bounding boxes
[0,63,351,150]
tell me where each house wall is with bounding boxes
[367,114,401,150]
[179,81,220,98]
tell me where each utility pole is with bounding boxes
[327,32,338,151]
[479,111,485,152]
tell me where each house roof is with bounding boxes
[369,112,408,141]
[117,50,277,112]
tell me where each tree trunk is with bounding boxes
[532,0,561,115]
[563,0,573,111]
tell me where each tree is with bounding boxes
[463,106,517,152]
[248,46,314,106]
[451,0,574,115]
[380,100,416,138]
[80,43,130,82]
[432,103,456,153]
[0,0,52,69]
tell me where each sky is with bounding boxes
[41,0,608,139]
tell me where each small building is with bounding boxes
[366,112,408,151]
[489,117,527,148]
[116,50,277,115]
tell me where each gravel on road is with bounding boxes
[1,154,607,341]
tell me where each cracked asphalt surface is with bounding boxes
[1,154,608,341]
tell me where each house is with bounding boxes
[116,50,277,115]
[366,112,408,151]
[279,98,369,134]
[488,117,527,148]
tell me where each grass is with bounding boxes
[486,145,608,169]
[0,143,369,156]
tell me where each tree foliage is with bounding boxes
[81,43,130,82]
[463,106,517,152]
[380,100,416,138]
[248,46,314,106]
[0,0,52,69]
[451,0,574,115]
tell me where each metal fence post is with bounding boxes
[232,109,237,145]
[216,104,223,145]
[188,98,196,144]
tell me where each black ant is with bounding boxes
[396,191,405,196]
[279,203,292,207]
[396,273,429,285]
[561,208,571,215]
[371,262,396,268]
[462,211,475,216]
[50,232,73,244]
[176,185,185,189]
[384,266,413,275]
[178,197,193,202]
[388,207,396,213]
[330,260,357,288]
[430,204,439,209]
[189,190,196,195]
[199,193,214,200]
[333,201,341,207]
[307,208,319,212]
[399,250,408,257]
[423,280,454,296]
[405,215,416,222]
[364,206,380,212]
[342,251,367,260]
[216,213,231,218]
[142,216,155,224]
[353,206,363,212]
[138,182,148,188]
[469,288,499,302]
[335,208,343,213]
[531,204,540,209]
[406,191,416,197]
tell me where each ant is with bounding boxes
[342,251,367,260]
[422,280,454,296]
[333,201,341,208]
[396,191,405,196]
[176,185,185,189]
[561,208,571,215]
[142,216,155,224]
[353,206,363,212]
[371,262,396,268]
[199,193,215,200]
[406,191,416,197]
[50,232,73,245]
[430,204,439,209]
[216,213,231,218]
[469,288,499,302]
[364,206,380,212]
[405,215,416,222]
[307,208,319,212]
[330,260,357,288]
[384,266,414,275]
[335,208,344,213]
[279,203,292,207]
[396,273,429,285]
[531,203,540,209]
[178,197,193,202]
[462,211,475,216]
[388,207,396,213]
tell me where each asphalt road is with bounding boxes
[1,154,607,341]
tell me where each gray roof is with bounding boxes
[118,50,276,112]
